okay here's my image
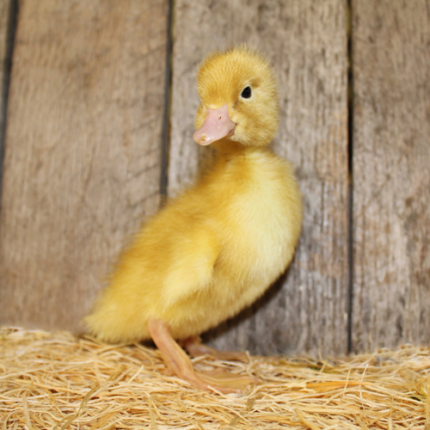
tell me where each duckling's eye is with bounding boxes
[240,86,252,99]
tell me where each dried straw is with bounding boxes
[1,327,429,429]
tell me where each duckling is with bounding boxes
[85,47,302,393]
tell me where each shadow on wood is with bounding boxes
[204,269,289,355]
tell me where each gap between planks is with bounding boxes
[159,0,175,205]
[346,0,355,355]
[0,0,18,203]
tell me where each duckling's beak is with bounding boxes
[193,104,236,146]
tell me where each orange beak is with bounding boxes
[193,105,236,146]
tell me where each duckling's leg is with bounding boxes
[148,318,255,394]
[181,336,249,362]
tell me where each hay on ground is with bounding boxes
[1,327,429,429]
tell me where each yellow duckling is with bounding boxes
[85,47,302,393]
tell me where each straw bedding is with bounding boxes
[1,327,429,429]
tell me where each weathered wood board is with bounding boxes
[352,0,430,352]
[169,0,349,356]
[0,0,168,331]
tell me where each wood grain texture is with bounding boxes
[0,0,168,331]
[169,0,349,356]
[352,0,430,352]
[0,0,12,140]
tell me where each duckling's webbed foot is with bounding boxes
[181,336,250,362]
[148,318,256,394]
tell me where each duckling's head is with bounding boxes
[194,47,278,148]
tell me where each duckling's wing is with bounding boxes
[160,224,220,308]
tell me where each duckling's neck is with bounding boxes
[212,139,269,159]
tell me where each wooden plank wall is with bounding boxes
[0,0,168,330]
[0,0,428,356]
[169,0,349,357]
[351,0,430,352]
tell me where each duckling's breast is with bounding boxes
[216,156,301,302]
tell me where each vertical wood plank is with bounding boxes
[169,0,349,356]
[352,0,430,352]
[0,0,168,331]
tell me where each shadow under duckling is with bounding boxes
[85,46,302,394]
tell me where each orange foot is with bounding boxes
[148,318,256,394]
[181,335,249,362]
